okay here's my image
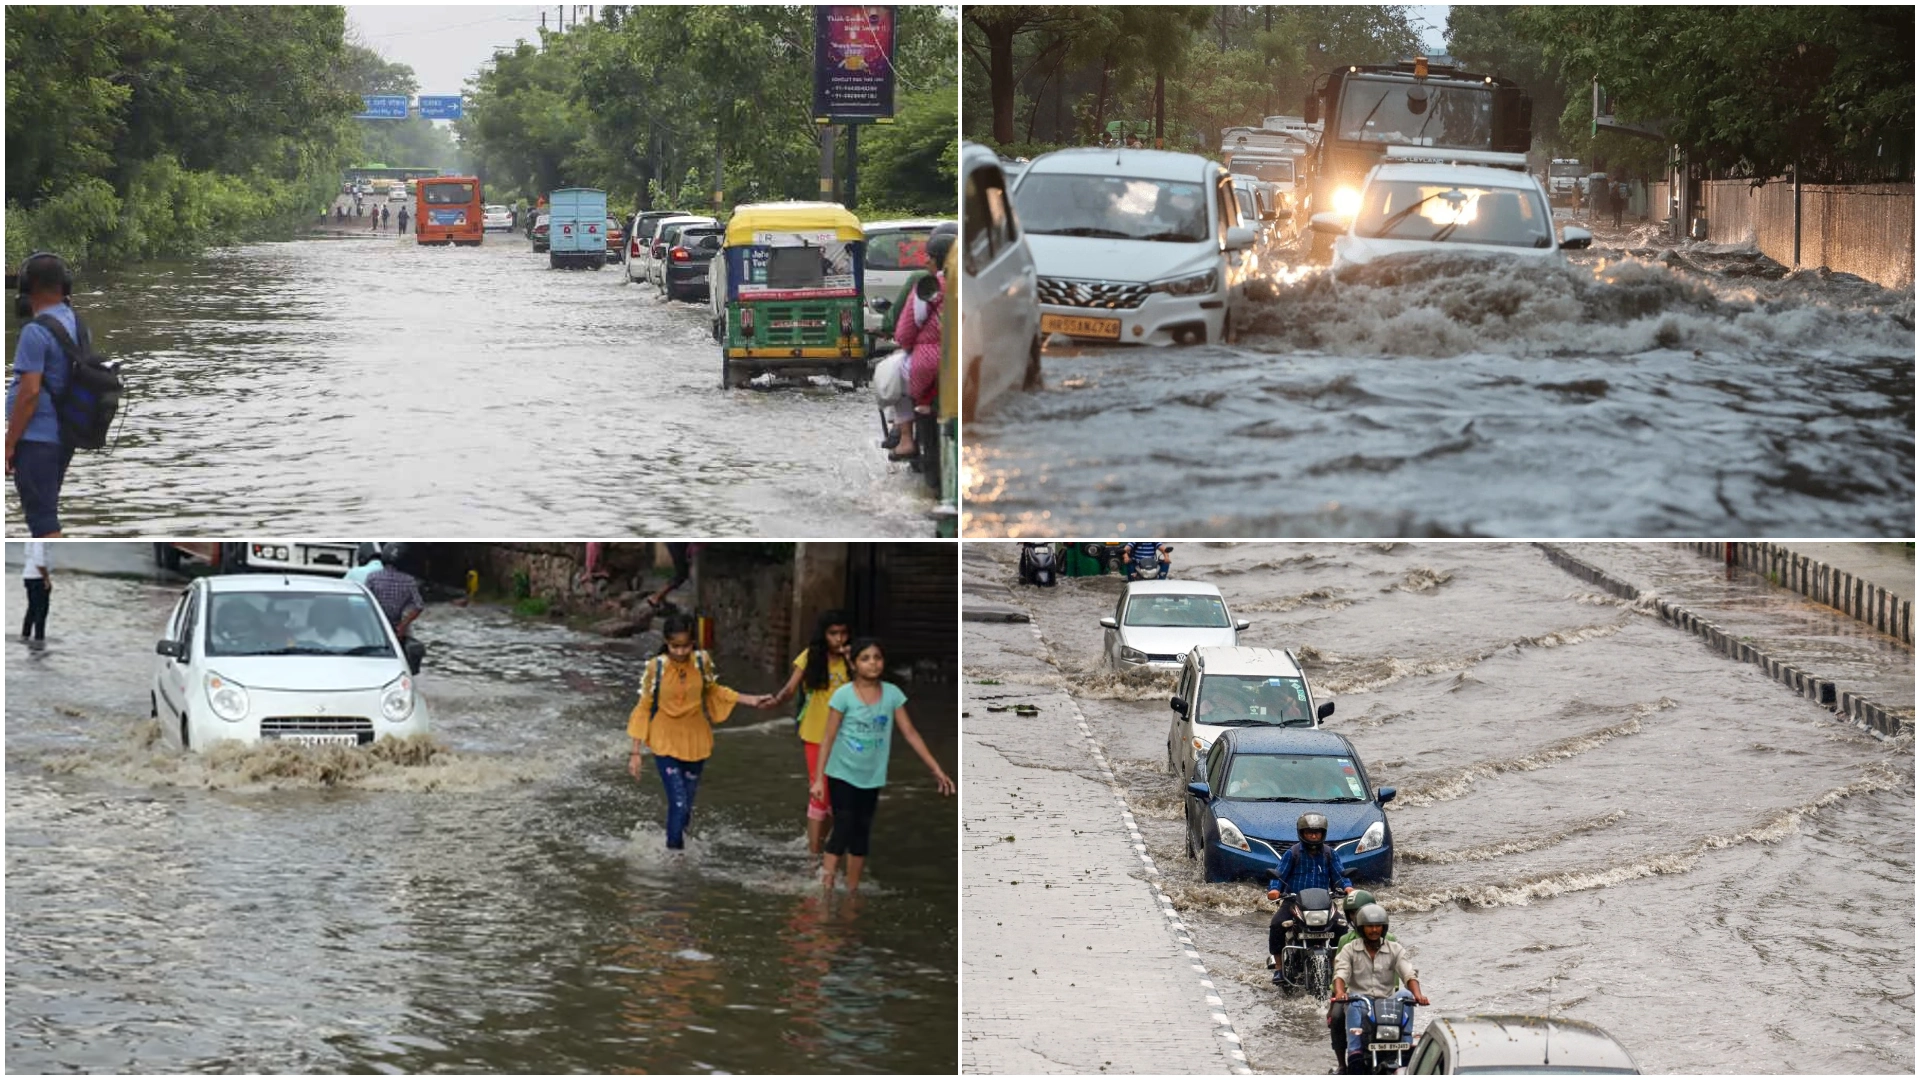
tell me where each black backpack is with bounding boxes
[31,314,123,450]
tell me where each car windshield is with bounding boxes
[206,591,395,658]
[1338,79,1494,149]
[1016,174,1211,243]
[1124,593,1230,628]
[422,182,474,205]
[1239,158,1294,183]
[1197,675,1314,727]
[1220,753,1369,802]
[868,228,934,270]
[1355,180,1551,248]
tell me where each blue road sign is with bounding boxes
[417,95,464,120]
[357,95,410,120]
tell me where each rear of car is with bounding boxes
[605,217,625,253]
[482,204,512,231]
[531,212,550,252]
[625,209,690,283]
[646,216,716,289]
[546,188,608,269]
[662,222,722,301]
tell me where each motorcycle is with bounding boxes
[1333,992,1417,1074]
[1271,887,1340,997]
[1018,543,1058,587]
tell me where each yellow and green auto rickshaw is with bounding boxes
[932,240,959,537]
[709,202,867,389]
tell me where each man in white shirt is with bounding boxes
[20,540,51,642]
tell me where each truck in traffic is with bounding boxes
[155,542,363,576]
[546,188,609,269]
[1299,56,1532,258]
[1548,158,1585,206]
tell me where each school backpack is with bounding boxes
[31,314,123,451]
[646,650,715,723]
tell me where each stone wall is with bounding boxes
[1699,178,1914,288]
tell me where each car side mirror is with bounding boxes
[1186,781,1211,800]
[1560,225,1593,250]
[1224,225,1256,251]
[1099,616,1118,629]
[155,639,182,659]
[1171,696,1189,716]
[1234,620,1251,631]
[1310,212,1347,235]
[1317,701,1335,721]
[1377,786,1396,805]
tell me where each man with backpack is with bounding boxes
[7,251,121,536]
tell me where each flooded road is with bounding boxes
[964,236,1913,537]
[6,550,957,1073]
[963,542,1912,1073]
[5,232,931,536]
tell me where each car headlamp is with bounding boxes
[1120,646,1147,663]
[205,672,250,723]
[1149,269,1218,296]
[1216,816,1252,852]
[1356,820,1386,854]
[1333,186,1362,218]
[381,674,415,723]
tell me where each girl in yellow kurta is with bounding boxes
[627,614,771,849]
[767,610,854,855]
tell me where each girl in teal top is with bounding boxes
[808,638,955,893]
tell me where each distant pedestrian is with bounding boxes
[381,204,391,230]
[510,206,519,230]
[808,638,954,893]
[6,252,83,536]
[370,208,380,232]
[364,546,427,673]
[397,206,409,234]
[627,612,774,850]
[20,540,51,642]
[1612,180,1627,229]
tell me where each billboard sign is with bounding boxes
[417,95,464,120]
[812,6,895,124]
[357,95,410,120]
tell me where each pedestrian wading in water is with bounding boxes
[627,613,772,849]
[768,609,854,856]
[808,639,955,892]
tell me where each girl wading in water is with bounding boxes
[628,613,772,849]
[768,610,854,856]
[808,639,955,892]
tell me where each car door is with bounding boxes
[156,587,197,729]
[1192,738,1231,852]
[961,154,1039,417]
[1169,657,1195,773]
[1104,586,1129,665]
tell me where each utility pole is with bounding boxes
[819,125,838,204]
[846,125,859,210]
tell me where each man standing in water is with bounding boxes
[20,540,51,644]
[6,252,81,536]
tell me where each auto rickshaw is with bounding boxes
[710,202,867,389]
[932,240,958,536]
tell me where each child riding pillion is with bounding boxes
[767,609,854,856]
[627,613,772,849]
[807,639,955,892]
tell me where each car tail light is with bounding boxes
[630,238,641,257]
[740,307,755,336]
[671,247,689,262]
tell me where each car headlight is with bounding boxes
[1374,1024,1400,1042]
[1332,186,1362,218]
[1216,816,1252,852]
[1149,269,1217,296]
[1356,819,1386,854]
[205,672,250,723]
[1120,646,1147,663]
[381,674,415,723]
[1303,909,1330,927]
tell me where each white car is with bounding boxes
[1099,580,1249,672]
[1167,646,1332,779]
[482,204,513,231]
[1409,1015,1641,1074]
[1311,148,1593,271]
[1012,147,1257,347]
[623,210,691,284]
[640,215,718,291]
[151,574,429,752]
[960,141,1041,417]
[389,185,410,203]
[863,217,948,340]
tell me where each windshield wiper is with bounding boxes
[1136,230,1203,242]
[1429,220,1463,244]
[1353,89,1392,139]
[1032,226,1133,239]
[229,646,337,656]
[1206,718,1265,727]
[1368,190,1455,239]
[343,644,395,656]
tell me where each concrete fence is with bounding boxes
[1701,177,1914,288]
[1686,542,1912,646]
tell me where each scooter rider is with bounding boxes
[1265,812,1355,984]
[1331,904,1428,1070]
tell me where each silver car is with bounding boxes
[1099,580,1249,672]
[1408,1015,1641,1074]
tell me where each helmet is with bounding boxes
[1343,889,1375,917]
[1355,903,1389,931]
[357,542,380,564]
[1296,812,1329,850]
[380,542,405,565]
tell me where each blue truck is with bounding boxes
[547,187,608,270]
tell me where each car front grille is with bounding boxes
[262,716,374,741]
[1037,276,1149,310]
[1145,653,1182,663]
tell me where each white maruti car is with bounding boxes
[1013,147,1257,347]
[151,574,429,751]
[1312,148,1592,271]
[1100,580,1250,672]
[482,204,514,231]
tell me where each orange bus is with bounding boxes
[416,176,484,245]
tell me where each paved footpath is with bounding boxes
[962,581,1250,1074]
[1780,542,1913,604]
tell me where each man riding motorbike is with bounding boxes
[1265,812,1355,985]
[1331,903,1428,1072]
[1335,890,1394,948]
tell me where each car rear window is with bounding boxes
[868,229,934,270]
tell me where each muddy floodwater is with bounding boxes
[964,542,1913,1073]
[965,233,1913,537]
[6,557,957,1073]
[4,232,931,536]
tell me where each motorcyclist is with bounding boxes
[1334,889,1395,948]
[1331,903,1428,1072]
[1265,812,1354,985]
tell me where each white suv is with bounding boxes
[1012,148,1256,347]
[1167,646,1334,778]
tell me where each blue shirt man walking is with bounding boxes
[6,252,81,536]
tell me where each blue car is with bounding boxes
[1183,727,1396,884]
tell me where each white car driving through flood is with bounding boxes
[1100,580,1250,672]
[151,574,429,751]
[1311,148,1592,271]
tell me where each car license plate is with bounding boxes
[1041,313,1122,339]
[273,734,357,747]
[1368,1043,1410,1053]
